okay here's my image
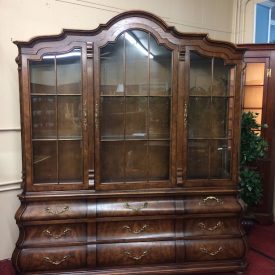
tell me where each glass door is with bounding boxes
[99,30,172,187]
[30,48,85,185]
[187,52,235,179]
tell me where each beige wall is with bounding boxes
[0,0,237,260]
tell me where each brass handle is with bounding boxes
[43,255,71,265]
[43,228,72,239]
[44,206,70,215]
[199,196,224,206]
[184,103,188,128]
[123,250,148,261]
[83,100,87,131]
[124,202,148,212]
[198,221,223,232]
[123,224,149,234]
[200,246,223,256]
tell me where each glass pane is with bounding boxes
[213,58,234,96]
[244,86,263,108]
[58,96,82,138]
[188,97,228,138]
[101,141,124,182]
[149,97,170,139]
[150,35,172,96]
[149,141,169,180]
[243,109,262,124]
[57,49,82,94]
[187,140,209,179]
[126,97,147,139]
[101,34,124,95]
[101,97,124,140]
[58,140,83,182]
[31,96,56,139]
[33,141,57,183]
[125,141,147,181]
[30,57,55,94]
[190,52,212,96]
[210,140,231,178]
[245,63,265,85]
[125,30,148,95]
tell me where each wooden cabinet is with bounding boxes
[238,44,275,224]
[12,11,246,274]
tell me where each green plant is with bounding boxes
[239,112,268,208]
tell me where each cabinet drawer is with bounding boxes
[97,241,175,267]
[97,197,175,217]
[185,239,245,261]
[97,220,174,242]
[184,217,240,237]
[18,246,86,272]
[21,200,87,221]
[23,223,86,246]
[184,196,241,214]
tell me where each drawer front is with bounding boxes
[185,239,245,261]
[184,217,240,237]
[21,200,87,221]
[184,196,241,214]
[23,224,86,246]
[18,246,86,272]
[97,241,175,267]
[97,197,175,217]
[97,220,174,242]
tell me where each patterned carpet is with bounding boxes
[1,224,275,275]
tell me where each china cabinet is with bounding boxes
[238,43,275,224]
[12,11,247,274]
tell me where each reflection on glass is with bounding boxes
[101,97,124,140]
[149,141,169,180]
[101,141,124,182]
[149,97,170,139]
[243,109,262,124]
[31,96,56,139]
[244,86,263,108]
[101,35,124,95]
[150,35,171,96]
[33,141,57,183]
[30,57,55,94]
[57,49,82,94]
[58,96,82,138]
[126,97,147,139]
[190,52,212,96]
[245,63,265,85]
[58,140,83,182]
[125,141,147,181]
[188,97,228,138]
[126,31,148,95]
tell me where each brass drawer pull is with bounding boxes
[199,196,224,206]
[123,224,149,234]
[44,206,70,215]
[43,227,72,239]
[43,254,71,265]
[200,246,223,256]
[198,221,223,232]
[123,250,148,261]
[124,202,148,212]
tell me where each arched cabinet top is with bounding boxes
[14,10,245,61]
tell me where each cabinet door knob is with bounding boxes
[43,254,71,265]
[124,202,148,212]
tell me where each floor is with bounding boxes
[1,224,275,275]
